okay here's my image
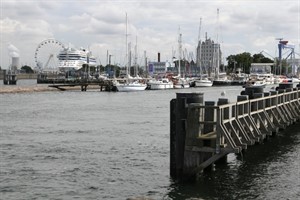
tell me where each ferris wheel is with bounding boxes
[34,38,65,71]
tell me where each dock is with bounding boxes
[47,79,116,91]
[170,83,300,181]
[2,70,17,85]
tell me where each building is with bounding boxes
[197,33,222,76]
[250,63,274,74]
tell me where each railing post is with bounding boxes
[237,95,248,115]
[216,98,229,163]
[216,107,221,154]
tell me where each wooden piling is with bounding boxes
[170,93,204,180]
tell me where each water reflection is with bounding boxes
[166,123,300,199]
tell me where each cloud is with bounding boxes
[7,44,20,57]
[0,0,299,69]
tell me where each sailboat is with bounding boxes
[211,8,230,86]
[194,18,213,87]
[115,13,147,92]
[173,27,190,89]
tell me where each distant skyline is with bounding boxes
[1,0,299,70]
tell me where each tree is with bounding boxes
[226,52,252,73]
[226,55,237,72]
[253,53,273,63]
[21,65,34,73]
[226,52,274,74]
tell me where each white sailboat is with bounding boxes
[195,77,213,87]
[147,61,174,89]
[148,77,173,90]
[194,18,213,87]
[173,27,190,89]
[115,13,147,92]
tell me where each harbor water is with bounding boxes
[1,80,300,199]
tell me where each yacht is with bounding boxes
[114,13,147,92]
[114,75,147,92]
[194,77,213,87]
[173,77,190,89]
[147,78,173,90]
[249,63,275,85]
[173,28,190,89]
[57,47,96,72]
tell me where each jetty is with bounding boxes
[37,74,117,91]
[47,79,116,91]
[170,83,300,181]
[2,70,17,85]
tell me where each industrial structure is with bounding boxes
[277,39,299,76]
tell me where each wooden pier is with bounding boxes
[46,79,116,91]
[170,83,300,181]
[3,70,17,85]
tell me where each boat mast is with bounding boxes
[198,18,202,79]
[125,12,128,78]
[215,8,220,79]
[178,26,182,78]
[134,36,138,77]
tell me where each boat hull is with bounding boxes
[195,80,213,87]
[173,83,190,89]
[213,80,232,86]
[116,83,147,92]
[148,83,173,90]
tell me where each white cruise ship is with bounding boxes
[57,47,96,72]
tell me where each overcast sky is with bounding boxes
[1,0,299,69]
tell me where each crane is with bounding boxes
[276,38,296,75]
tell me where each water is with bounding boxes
[1,80,300,199]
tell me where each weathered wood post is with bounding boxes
[170,92,204,180]
[242,86,264,99]
[203,101,215,134]
[3,69,8,85]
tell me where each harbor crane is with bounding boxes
[276,38,297,75]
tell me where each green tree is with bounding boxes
[227,52,275,74]
[21,65,34,73]
[253,53,273,63]
[226,55,237,72]
[226,52,253,73]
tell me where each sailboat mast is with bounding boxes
[125,12,128,77]
[198,18,202,78]
[215,8,220,78]
[178,27,182,77]
[134,36,138,77]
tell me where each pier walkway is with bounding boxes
[170,83,300,181]
[44,79,116,91]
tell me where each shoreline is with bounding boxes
[0,84,105,94]
[0,85,57,94]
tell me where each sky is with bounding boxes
[1,0,300,70]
